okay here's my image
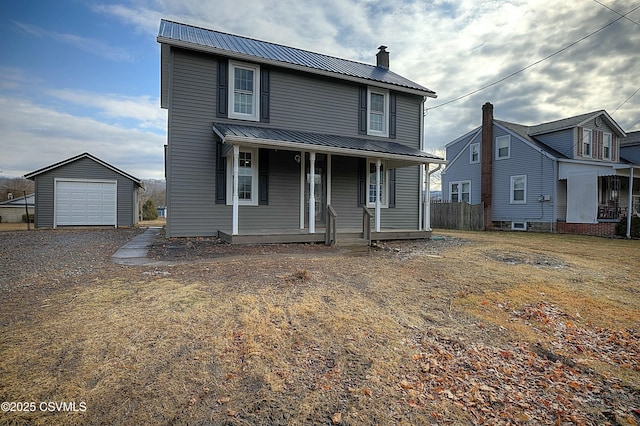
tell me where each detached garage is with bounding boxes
[25,153,143,228]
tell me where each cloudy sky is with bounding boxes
[1,0,639,182]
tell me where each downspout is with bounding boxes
[627,166,634,239]
[424,163,443,231]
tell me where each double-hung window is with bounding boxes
[227,148,258,205]
[229,61,260,121]
[367,88,388,136]
[367,160,388,207]
[510,175,526,204]
[449,180,471,203]
[470,143,480,164]
[582,128,592,157]
[603,133,612,160]
[496,135,510,160]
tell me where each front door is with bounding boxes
[305,153,326,227]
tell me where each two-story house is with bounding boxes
[442,103,639,237]
[157,20,445,243]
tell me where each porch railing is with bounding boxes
[325,205,338,246]
[362,207,373,246]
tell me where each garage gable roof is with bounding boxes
[24,152,143,186]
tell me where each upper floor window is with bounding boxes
[450,180,471,203]
[603,133,612,160]
[510,175,527,204]
[229,61,260,121]
[470,143,480,164]
[496,135,510,160]
[367,160,388,207]
[582,128,592,157]
[367,88,389,136]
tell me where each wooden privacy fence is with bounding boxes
[431,201,484,230]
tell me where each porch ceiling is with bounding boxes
[212,123,445,167]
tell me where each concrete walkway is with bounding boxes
[111,227,162,265]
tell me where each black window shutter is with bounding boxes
[388,168,396,208]
[260,68,270,123]
[215,139,226,204]
[217,59,228,118]
[389,92,397,139]
[358,86,367,135]
[357,157,366,206]
[259,148,269,205]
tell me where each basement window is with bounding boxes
[512,221,527,231]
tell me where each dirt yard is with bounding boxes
[0,228,638,425]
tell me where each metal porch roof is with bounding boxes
[212,123,445,165]
[158,20,436,97]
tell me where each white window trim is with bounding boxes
[367,87,389,137]
[366,159,389,208]
[228,60,260,122]
[511,221,527,231]
[495,135,511,160]
[582,128,592,158]
[226,148,258,206]
[510,175,527,204]
[449,180,471,203]
[470,143,480,164]
[603,132,612,160]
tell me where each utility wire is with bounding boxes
[612,86,640,114]
[425,4,640,112]
[592,0,640,27]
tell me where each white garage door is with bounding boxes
[55,180,117,226]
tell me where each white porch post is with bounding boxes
[232,144,239,235]
[309,152,316,233]
[299,151,305,229]
[627,166,634,239]
[375,158,381,232]
[424,164,432,231]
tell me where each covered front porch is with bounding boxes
[560,160,640,238]
[213,123,444,245]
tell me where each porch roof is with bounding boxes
[212,123,445,166]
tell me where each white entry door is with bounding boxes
[55,180,117,226]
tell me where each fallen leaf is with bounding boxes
[331,412,342,424]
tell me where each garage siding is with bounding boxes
[32,157,139,228]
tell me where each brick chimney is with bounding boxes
[481,102,494,230]
[376,46,389,69]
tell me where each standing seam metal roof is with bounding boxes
[212,123,444,162]
[158,20,435,95]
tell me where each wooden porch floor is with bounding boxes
[218,228,431,245]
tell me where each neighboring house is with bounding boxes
[0,193,34,223]
[24,153,143,229]
[442,103,640,237]
[157,206,167,218]
[621,130,640,218]
[157,20,445,243]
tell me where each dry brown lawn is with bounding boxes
[0,229,638,425]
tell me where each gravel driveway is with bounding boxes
[0,228,144,300]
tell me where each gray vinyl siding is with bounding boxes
[534,128,574,158]
[165,46,427,237]
[233,150,300,232]
[165,49,218,237]
[491,128,556,223]
[330,156,362,229]
[381,166,420,228]
[32,157,138,228]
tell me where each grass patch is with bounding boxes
[1,231,638,424]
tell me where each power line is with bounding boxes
[612,86,640,114]
[426,4,640,112]
[592,0,640,27]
